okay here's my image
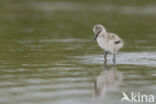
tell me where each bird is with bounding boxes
[93,24,124,65]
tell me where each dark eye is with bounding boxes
[96,26,100,30]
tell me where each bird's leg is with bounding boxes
[113,53,116,66]
[104,51,108,66]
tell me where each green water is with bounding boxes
[0,0,156,104]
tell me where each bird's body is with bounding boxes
[93,24,124,64]
[97,32,123,54]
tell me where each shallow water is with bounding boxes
[0,0,156,104]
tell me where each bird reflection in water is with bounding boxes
[94,61,122,99]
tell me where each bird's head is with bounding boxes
[93,24,106,40]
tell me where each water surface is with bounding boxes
[0,0,156,104]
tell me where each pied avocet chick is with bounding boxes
[93,24,124,65]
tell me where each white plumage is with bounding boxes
[93,24,124,64]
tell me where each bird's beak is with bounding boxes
[94,33,98,40]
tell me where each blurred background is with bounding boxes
[0,0,156,104]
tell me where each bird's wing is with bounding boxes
[106,33,116,40]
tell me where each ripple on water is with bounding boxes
[16,38,90,44]
[33,2,156,16]
[75,52,156,67]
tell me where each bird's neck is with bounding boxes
[99,30,106,36]
[97,30,105,35]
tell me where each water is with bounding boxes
[0,0,156,104]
